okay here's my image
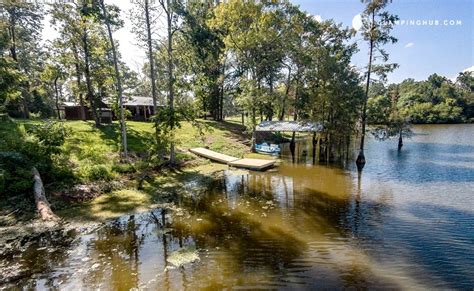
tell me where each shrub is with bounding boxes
[49,164,76,185]
[27,121,71,155]
[79,164,114,182]
[112,162,136,174]
[0,152,33,196]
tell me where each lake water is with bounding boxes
[1,125,473,290]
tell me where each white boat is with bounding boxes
[255,143,281,155]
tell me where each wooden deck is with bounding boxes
[189,148,275,171]
[189,148,239,164]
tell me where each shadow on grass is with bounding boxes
[57,167,220,222]
[204,120,251,144]
[96,123,154,154]
[56,189,150,222]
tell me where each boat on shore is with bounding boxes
[255,143,281,155]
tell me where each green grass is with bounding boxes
[59,119,250,158]
[1,118,252,223]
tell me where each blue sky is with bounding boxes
[294,0,473,83]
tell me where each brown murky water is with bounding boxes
[1,125,473,290]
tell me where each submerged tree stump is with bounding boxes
[32,167,59,222]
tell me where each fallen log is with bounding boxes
[32,167,59,222]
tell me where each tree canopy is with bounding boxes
[0,0,472,164]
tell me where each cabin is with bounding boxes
[123,96,159,121]
[61,101,112,123]
[62,96,162,122]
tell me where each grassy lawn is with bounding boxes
[60,119,251,158]
[2,118,275,224]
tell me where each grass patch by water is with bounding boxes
[1,118,251,224]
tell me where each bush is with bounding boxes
[1,121,76,198]
[79,164,114,182]
[112,162,136,174]
[49,163,76,185]
[27,121,71,155]
[0,152,33,196]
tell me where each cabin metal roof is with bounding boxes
[62,96,162,107]
[123,96,156,106]
[255,121,323,132]
[62,101,78,107]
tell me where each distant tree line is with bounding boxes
[367,72,474,125]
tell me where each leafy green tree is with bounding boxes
[369,84,412,150]
[356,0,398,170]
[0,25,22,113]
[41,61,66,119]
[210,0,288,150]
[0,0,44,118]
[396,74,466,123]
[176,0,225,121]
[367,94,390,125]
[98,0,128,159]
[456,71,474,121]
[49,3,88,120]
[130,0,160,112]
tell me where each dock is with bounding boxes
[189,148,275,171]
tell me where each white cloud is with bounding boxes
[352,14,362,31]
[449,65,474,82]
[404,42,414,48]
[306,13,323,23]
[462,65,474,72]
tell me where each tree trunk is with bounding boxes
[8,13,17,62]
[72,44,86,120]
[21,92,30,119]
[32,167,59,222]
[279,66,292,121]
[145,0,158,112]
[398,129,403,150]
[100,0,128,159]
[356,11,375,171]
[9,15,30,119]
[166,0,176,164]
[290,131,296,163]
[251,107,256,152]
[219,60,226,121]
[219,85,224,121]
[316,134,321,163]
[326,132,331,163]
[82,28,100,127]
[54,76,61,120]
[213,86,220,120]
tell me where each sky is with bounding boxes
[42,0,473,84]
[295,0,473,83]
